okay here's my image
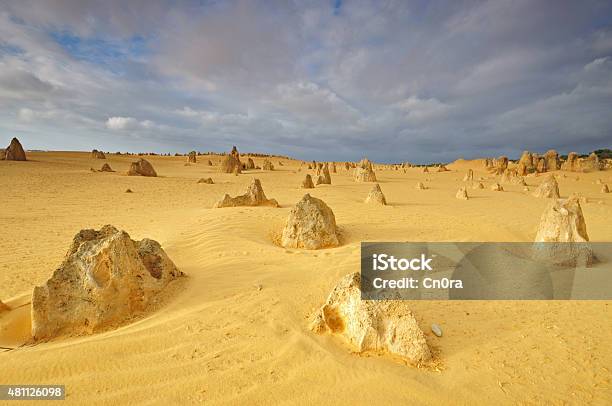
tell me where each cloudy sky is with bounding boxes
[0,0,611,163]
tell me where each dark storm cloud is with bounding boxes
[0,0,610,162]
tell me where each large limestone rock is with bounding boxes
[354,158,377,182]
[561,152,580,172]
[532,175,560,198]
[317,163,332,185]
[31,225,183,339]
[188,151,197,163]
[220,154,241,174]
[517,151,536,176]
[456,187,469,200]
[533,196,594,266]
[245,157,256,170]
[544,150,560,171]
[128,158,157,177]
[280,194,339,249]
[215,178,279,208]
[92,149,106,159]
[365,183,387,205]
[301,174,315,189]
[581,153,602,172]
[2,137,27,161]
[310,273,431,365]
[488,156,508,174]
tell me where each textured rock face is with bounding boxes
[281,194,339,249]
[197,177,214,184]
[31,225,183,339]
[215,178,279,208]
[220,154,241,174]
[489,156,508,174]
[561,152,580,172]
[365,183,387,205]
[532,175,560,198]
[581,153,602,172]
[310,273,431,365]
[533,197,594,266]
[128,159,157,177]
[517,151,536,176]
[463,169,474,182]
[544,150,560,171]
[456,187,469,200]
[2,137,27,161]
[317,163,332,184]
[100,163,114,172]
[301,174,315,189]
[354,158,377,182]
[188,151,197,163]
[262,159,274,171]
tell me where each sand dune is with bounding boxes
[1,152,611,404]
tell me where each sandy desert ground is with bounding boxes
[0,151,611,405]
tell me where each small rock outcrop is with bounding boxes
[602,184,609,193]
[92,149,106,159]
[263,159,274,171]
[188,151,197,163]
[415,182,426,190]
[2,137,27,161]
[0,299,9,313]
[245,157,256,170]
[317,163,332,185]
[198,177,214,184]
[491,183,504,191]
[463,169,474,182]
[365,184,387,205]
[128,159,157,177]
[437,165,450,172]
[310,272,431,365]
[100,163,114,172]
[354,158,377,182]
[422,166,429,173]
[215,178,279,208]
[473,182,484,189]
[456,187,469,200]
[280,194,339,249]
[301,174,315,189]
[533,196,594,266]
[532,175,560,198]
[31,225,183,339]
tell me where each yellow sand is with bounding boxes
[0,152,611,405]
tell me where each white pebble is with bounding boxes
[431,324,443,337]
